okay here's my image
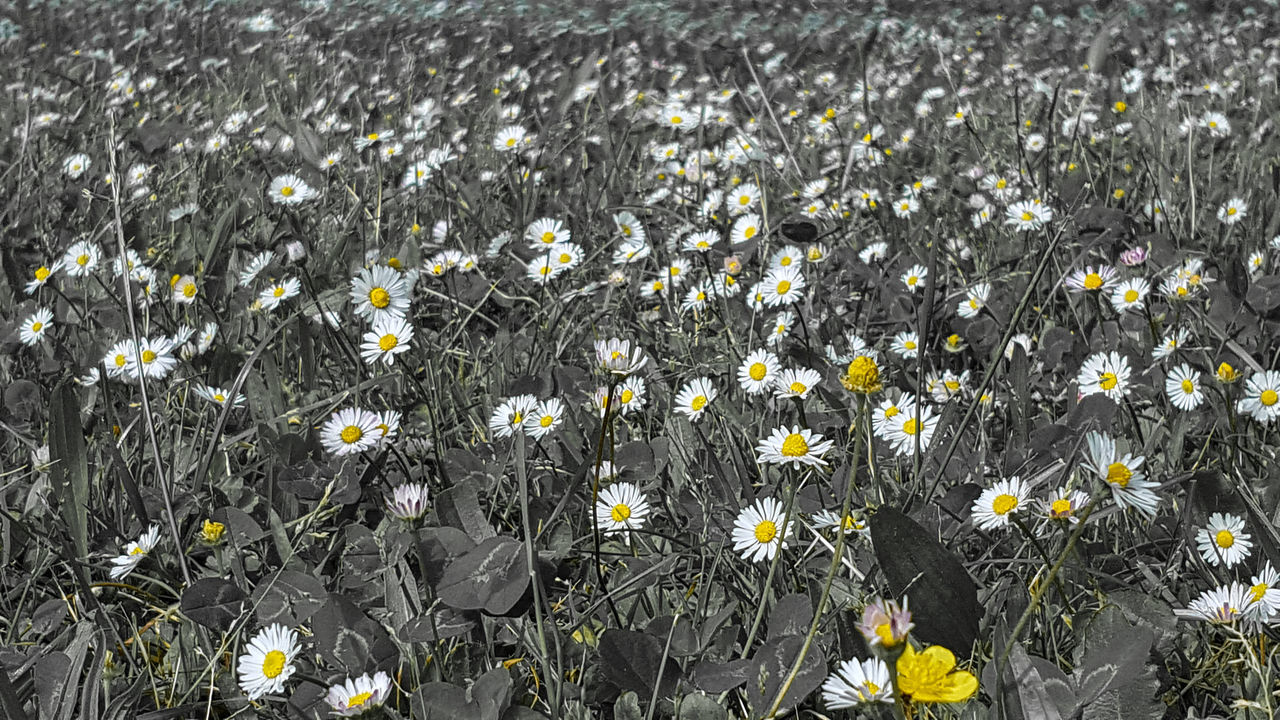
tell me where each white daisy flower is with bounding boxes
[971,477,1028,531]
[1164,364,1204,411]
[1237,370,1280,423]
[488,395,538,439]
[523,398,565,440]
[1196,512,1252,568]
[737,349,780,395]
[108,524,161,580]
[674,377,717,423]
[731,497,792,562]
[1076,351,1132,400]
[325,671,393,716]
[595,482,650,535]
[1174,582,1256,625]
[755,426,834,467]
[360,315,415,366]
[822,657,894,708]
[772,367,821,400]
[1082,431,1159,516]
[320,407,381,456]
[237,624,300,701]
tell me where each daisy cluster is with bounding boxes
[6,1,1280,717]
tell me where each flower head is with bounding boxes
[895,644,979,704]
[325,671,392,716]
[857,597,913,649]
[237,624,300,701]
[841,355,883,394]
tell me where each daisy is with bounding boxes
[258,277,300,311]
[24,261,63,295]
[737,349,780,395]
[731,497,792,562]
[730,214,762,244]
[759,266,805,307]
[1237,370,1280,423]
[353,129,393,151]
[957,282,990,319]
[525,217,570,248]
[63,152,91,179]
[596,482,650,535]
[1082,431,1159,516]
[770,246,806,270]
[488,395,538,439]
[681,229,720,253]
[901,264,927,292]
[1043,486,1091,523]
[1005,199,1053,231]
[237,624,300,701]
[267,174,317,205]
[811,509,870,538]
[729,183,761,213]
[755,426,834,467]
[194,384,246,408]
[350,265,411,321]
[1174,582,1256,625]
[1076,351,1131,400]
[1151,328,1189,361]
[1109,277,1150,313]
[361,315,415,365]
[63,241,101,278]
[18,308,52,346]
[766,311,795,346]
[1065,265,1118,293]
[1218,197,1247,225]
[1197,513,1253,568]
[595,338,647,376]
[1165,364,1204,411]
[325,671,393,717]
[520,398,564,440]
[108,524,161,579]
[890,331,920,359]
[611,377,648,416]
[871,395,909,439]
[387,483,430,522]
[822,658,894,708]
[859,242,889,264]
[1246,563,1280,624]
[971,477,1028,531]
[320,407,381,456]
[857,597,913,648]
[773,367,821,400]
[171,275,199,304]
[125,336,178,380]
[674,377,717,423]
[885,402,938,457]
[493,125,530,153]
[613,212,646,243]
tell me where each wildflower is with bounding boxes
[1237,370,1280,423]
[811,509,869,538]
[1119,246,1148,266]
[1164,364,1204,411]
[773,368,821,400]
[731,497,792,562]
[957,282,991,319]
[755,426,834,467]
[488,395,538,439]
[258,277,300,311]
[595,338,647,376]
[493,125,530,152]
[1109,277,1149,313]
[1065,265,1118,293]
[822,658,894,708]
[596,482,650,535]
[1217,362,1241,384]
[325,671,393,716]
[200,519,226,544]
[125,336,178,380]
[971,477,1028,531]
[524,399,565,440]
[1152,328,1189,361]
[194,384,246,408]
[525,217,570,248]
[63,240,101,278]
[267,174,318,205]
[857,597,913,648]
[171,274,199,304]
[1005,199,1052,231]
[320,407,381,456]
[350,265,411,321]
[24,261,63,295]
[1175,582,1256,624]
[1082,431,1159,516]
[237,624,300,701]
[360,315,415,366]
[1197,513,1253,568]
[108,524,161,579]
[760,266,805,307]
[63,152,91,179]
[890,331,920,359]
[1043,487,1090,523]
[1246,563,1280,623]
[673,377,717,422]
[387,483,430,522]
[840,355,883,394]
[895,644,979,704]
[885,402,938,457]
[1076,351,1131,400]
[18,308,52,346]
[737,349,780,395]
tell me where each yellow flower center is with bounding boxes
[902,418,919,436]
[129,545,146,555]
[619,389,634,403]
[789,382,806,394]
[262,650,286,679]
[841,355,882,394]
[1124,289,1138,302]
[1098,372,1118,391]
[273,286,285,297]
[1050,498,1072,517]
[35,266,50,281]
[907,275,918,285]
[340,426,363,444]
[77,254,90,266]
[213,394,226,403]
[944,380,960,392]
[1083,273,1103,290]
[506,137,516,147]
[875,622,897,646]
[30,321,43,332]
[1261,389,1279,407]
[348,691,374,708]
[367,133,379,141]
[670,115,682,125]
[754,520,777,543]
[884,406,900,418]
[114,354,127,367]
[749,363,767,381]
[1216,529,1235,548]
[280,186,294,197]
[776,280,791,294]
[611,504,632,522]
[780,433,809,457]
[904,341,917,350]
[1251,582,1269,603]
[540,231,556,244]
[141,350,157,363]
[992,494,1018,515]
[539,415,554,427]
[1020,211,1033,222]
[379,334,398,351]
[369,287,390,308]
[1227,207,1237,216]
[1105,462,1132,487]
[183,283,197,297]
[691,395,708,411]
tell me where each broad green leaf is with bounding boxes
[48,383,89,560]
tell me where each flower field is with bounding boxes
[3,0,1280,718]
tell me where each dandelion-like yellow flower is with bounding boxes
[895,644,979,704]
[841,355,882,394]
[201,519,226,544]
[1216,362,1240,384]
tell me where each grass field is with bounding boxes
[3,1,1280,718]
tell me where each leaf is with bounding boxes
[870,508,981,656]
[689,659,751,693]
[436,536,530,616]
[412,682,482,720]
[473,667,514,720]
[3,379,41,422]
[613,691,643,720]
[1072,606,1160,719]
[400,608,477,643]
[1246,275,1280,314]
[48,383,89,560]
[312,592,398,673]
[180,578,247,633]
[767,594,812,640]
[1009,645,1068,720]
[251,570,328,625]
[436,479,497,541]
[677,693,728,720]
[598,629,683,700]
[745,635,825,720]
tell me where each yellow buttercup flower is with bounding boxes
[896,644,979,704]
[841,355,883,394]
[201,519,226,544]
[1216,362,1240,384]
